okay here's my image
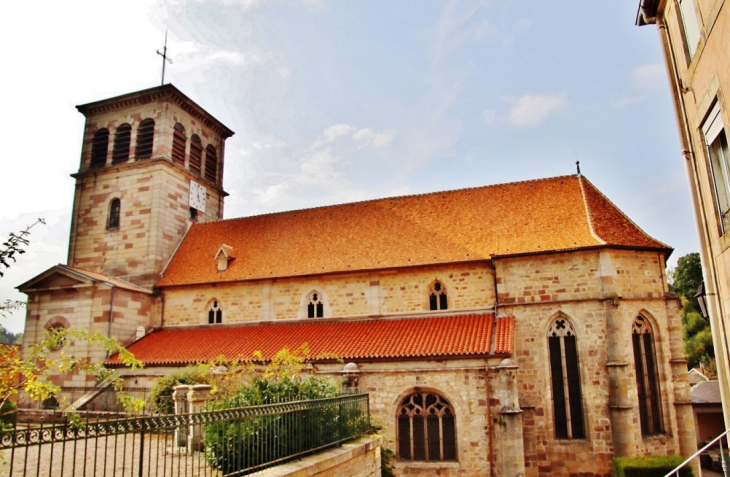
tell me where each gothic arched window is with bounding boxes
[633,315,663,435]
[172,123,186,166]
[429,281,448,311]
[208,300,223,324]
[189,134,202,175]
[307,291,324,318]
[90,128,109,168]
[112,124,132,164]
[204,145,218,183]
[135,119,155,159]
[547,317,585,439]
[107,198,121,229]
[397,391,457,461]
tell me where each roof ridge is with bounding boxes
[579,176,671,249]
[577,176,607,245]
[197,174,579,226]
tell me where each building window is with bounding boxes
[172,123,186,166]
[136,119,155,159]
[704,103,730,235]
[678,0,701,59]
[90,128,109,168]
[428,281,448,311]
[108,199,121,229]
[547,317,585,439]
[397,391,457,462]
[633,315,663,435]
[112,124,132,164]
[205,145,218,183]
[208,300,223,324]
[190,134,202,176]
[307,291,324,318]
[46,323,67,351]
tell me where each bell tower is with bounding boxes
[68,85,235,288]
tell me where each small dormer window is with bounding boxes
[215,244,235,272]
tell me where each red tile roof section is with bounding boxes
[107,314,512,366]
[493,315,514,354]
[158,175,670,287]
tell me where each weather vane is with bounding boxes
[157,30,173,85]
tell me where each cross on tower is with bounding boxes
[157,30,173,85]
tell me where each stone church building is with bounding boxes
[18,84,696,476]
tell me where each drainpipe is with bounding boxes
[658,14,730,429]
[485,362,495,477]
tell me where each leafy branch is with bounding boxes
[0,218,45,278]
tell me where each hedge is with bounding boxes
[613,455,692,477]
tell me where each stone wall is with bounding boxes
[161,262,496,325]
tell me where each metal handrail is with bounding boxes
[666,428,730,476]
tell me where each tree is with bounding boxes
[670,252,703,310]
[0,220,144,415]
[670,253,715,373]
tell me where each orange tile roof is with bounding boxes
[106,314,512,366]
[158,175,669,287]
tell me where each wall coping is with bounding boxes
[257,435,383,477]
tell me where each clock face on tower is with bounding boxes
[189,180,207,212]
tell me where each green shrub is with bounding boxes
[148,365,211,414]
[202,375,367,474]
[613,455,692,477]
[0,400,17,430]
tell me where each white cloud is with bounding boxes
[610,64,666,108]
[506,93,568,127]
[352,128,395,148]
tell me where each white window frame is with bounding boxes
[704,102,730,235]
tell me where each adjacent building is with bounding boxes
[636,0,730,428]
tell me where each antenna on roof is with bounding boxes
[575,160,581,176]
[156,29,173,85]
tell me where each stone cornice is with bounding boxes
[76,84,234,138]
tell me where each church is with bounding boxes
[18,84,696,476]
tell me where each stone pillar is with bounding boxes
[493,359,526,477]
[173,384,212,454]
[604,299,637,458]
[666,298,699,474]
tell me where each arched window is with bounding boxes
[189,134,202,175]
[208,300,223,324]
[397,391,456,461]
[107,198,121,229]
[428,281,448,311]
[204,145,218,183]
[112,124,132,164]
[47,323,67,351]
[307,291,324,318]
[172,123,186,166]
[135,119,155,159]
[547,316,585,439]
[633,315,663,434]
[90,128,109,168]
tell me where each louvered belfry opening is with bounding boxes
[205,145,217,183]
[135,119,155,159]
[90,128,109,168]
[548,317,585,439]
[172,123,186,166]
[633,315,663,435]
[112,124,132,164]
[190,134,202,176]
[397,392,456,462]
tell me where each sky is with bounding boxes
[0,1,698,333]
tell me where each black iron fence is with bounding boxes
[1,393,370,476]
